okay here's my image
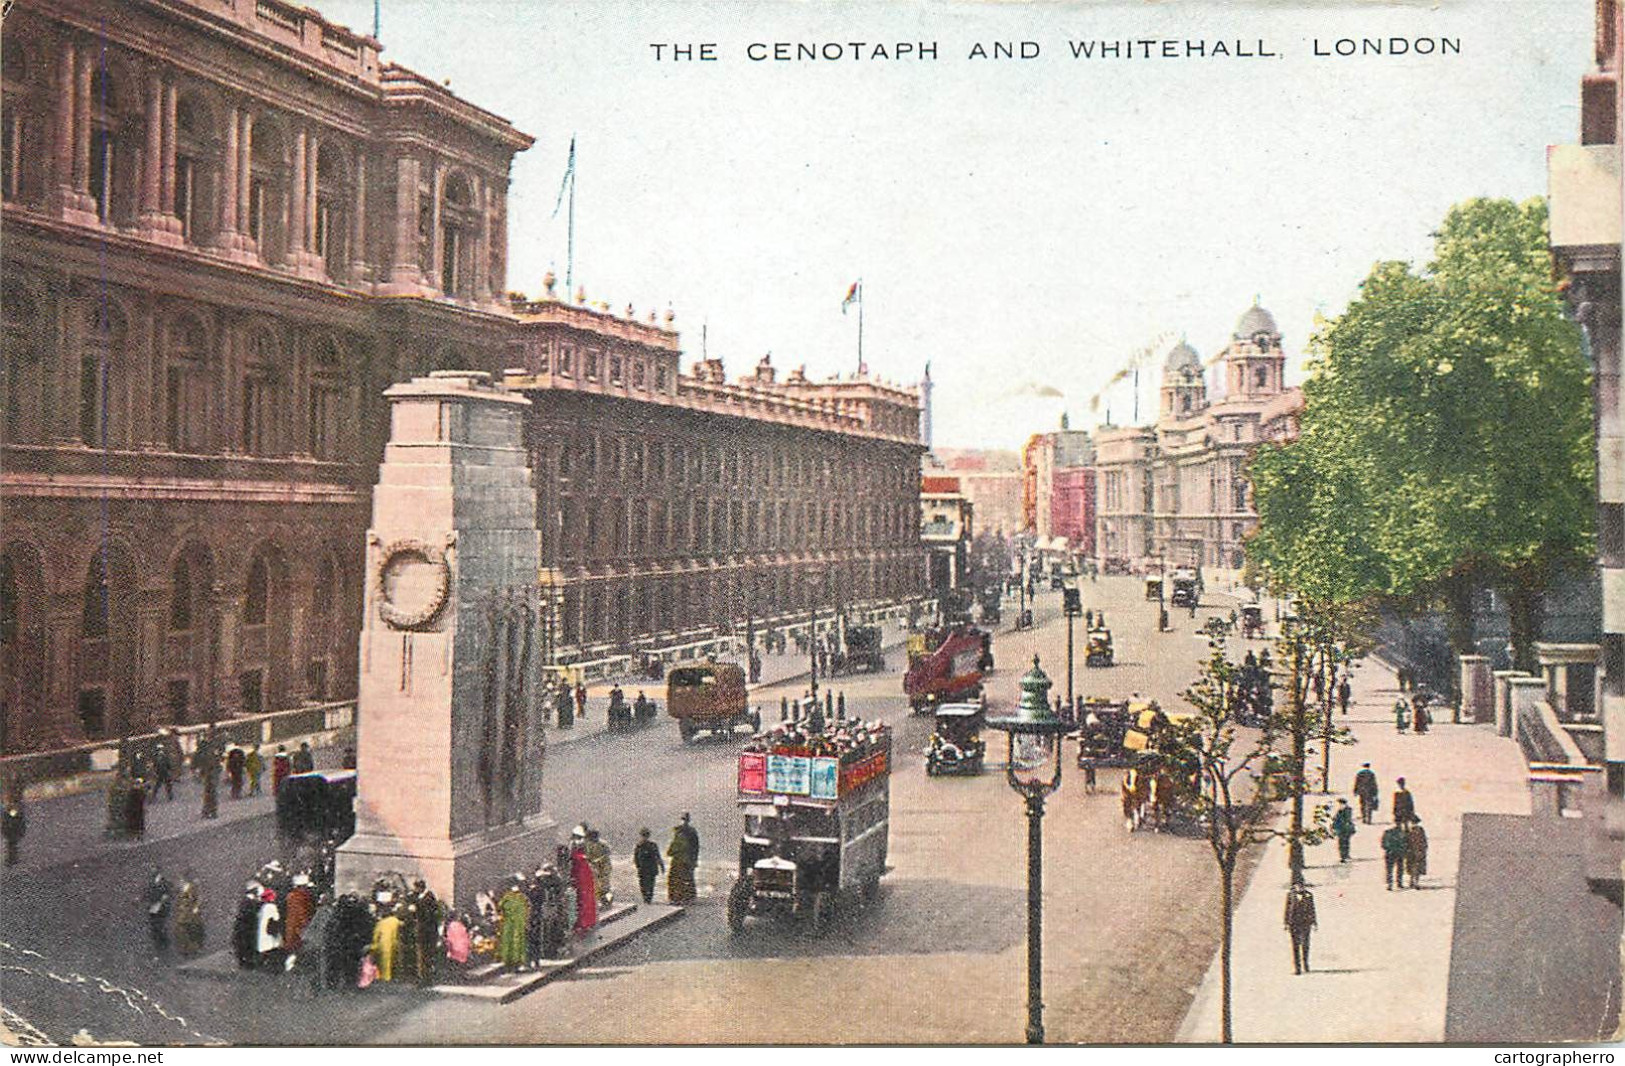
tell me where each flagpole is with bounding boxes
[566,155,575,298]
[857,279,864,375]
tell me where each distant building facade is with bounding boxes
[1094,305,1303,573]
[1021,423,1096,554]
[932,447,1023,537]
[920,474,973,594]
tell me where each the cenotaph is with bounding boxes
[335,370,554,906]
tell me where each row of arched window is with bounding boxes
[1,280,362,459]
[2,27,501,300]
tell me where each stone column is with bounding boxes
[386,152,420,292]
[236,112,253,237]
[348,150,368,280]
[304,137,318,254]
[476,179,493,303]
[1509,674,1549,751]
[1493,669,1519,738]
[1458,654,1492,724]
[215,104,239,248]
[287,127,306,258]
[139,73,162,217]
[74,47,92,197]
[428,158,443,290]
[159,80,177,214]
[52,43,76,199]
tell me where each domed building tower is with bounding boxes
[1160,338,1208,418]
[1222,300,1287,399]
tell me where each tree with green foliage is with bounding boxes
[1248,197,1593,671]
[1163,635,1336,1042]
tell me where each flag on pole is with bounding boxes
[841,281,861,314]
[551,136,576,219]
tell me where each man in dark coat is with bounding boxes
[1284,881,1317,974]
[1392,778,1417,826]
[150,739,175,802]
[538,864,570,959]
[556,688,574,730]
[1337,676,1352,716]
[226,745,246,800]
[1381,823,1409,890]
[574,682,588,721]
[332,894,376,989]
[1405,819,1429,889]
[1330,798,1356,862]
[525,870,548,969]
[143,867,173,956]
[2,797,25,867]
[633,828,665,904]
[1352,763,1380,824]
[233,884,261,969]
[292,742,316,774]
[409,881,439,985]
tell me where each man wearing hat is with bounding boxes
[633,828,665,904]
[1352,763,1379,824]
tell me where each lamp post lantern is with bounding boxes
[987,656,1070,1045]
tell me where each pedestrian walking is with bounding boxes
[245,744,264,796]
[1338,676,1352,716]
[293,741,315,774]
[2,794,25,867]
[633,828,664,904]
[1284,881,1317,974]
[271,746,292,795]
[1412,697,1432,735]
[1381,823,1409,890]
[1331,798,1356,862]
[1082,758,1098,794]
[143,866,173,956]
[556,687,575,730]
[1405,819,1429,888]
[574,681,588,722]
[1353,763,1379,824]
[1394,698,1410,734]
[1392,777,1417,825]
[174,874,205,957]
[667,814,699,905]
[226,744,246,800]
[151,739,175,802]
[585,828,612,907]
[497,876,528,971]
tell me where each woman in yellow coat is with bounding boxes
[369,906,403,982]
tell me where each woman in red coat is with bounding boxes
[271,747,292,796]
[569,829,597,933]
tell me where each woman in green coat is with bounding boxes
[497,878,531,970]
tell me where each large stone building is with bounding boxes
[1095,306,1303,574]
[502,335,927,665]
[0,0,927,756]
[1548,0,1625,810]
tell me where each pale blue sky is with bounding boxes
[316,0,1593,448]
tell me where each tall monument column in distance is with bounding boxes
[336,370,554,907]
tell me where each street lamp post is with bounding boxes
[1062,587,1081,712]
[987,656,1070,1045]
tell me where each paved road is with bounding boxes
[1,577,1269,1044]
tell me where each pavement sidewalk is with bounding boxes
[1177,657,1531,1043]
